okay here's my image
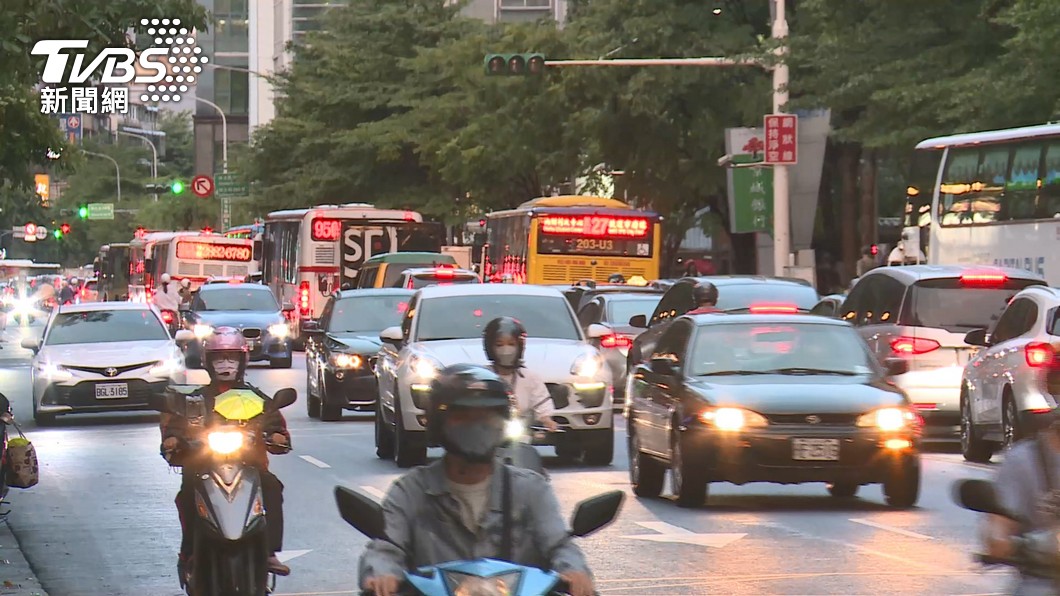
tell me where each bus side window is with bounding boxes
[1003,142,1043,221]
[252,238,262,262]
[1041,142,1060,218]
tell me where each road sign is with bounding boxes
[725,127,774,234]
[764,114,798,165]
[215,173,248,198]
[58,113,82,144]
[87,202,114,220]
[191,175,214,198]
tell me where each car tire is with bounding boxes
[32,399,54,426]
[394,401,426,468]
[1002,394,1021,450]
[317,373,342,421]
[628,424,664,498]
[582,427,614,466]
[961,396,993,463]
[306,371,321,419]
[827,482,859,498]
[884,456,920,509]
[270,356,292,369]
[671,431,708,508]
[375,401,395,460]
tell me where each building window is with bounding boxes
[499,0,550,7]
[213,66,249,116]
[214,0,249,53]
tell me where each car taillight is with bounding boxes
[600,334,632,349]
[749,304,799,314]
[299,281,310,316]
[890,336,940,355]
[435,268,455,279]
[960,272,1007,286]
[1026,342,1054,367]
[160,310,174,324]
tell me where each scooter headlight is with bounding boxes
[504,418,525,440]
[207,430,244,455]
[444,571,521,596]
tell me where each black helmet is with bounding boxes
[608,273,626,284]
[426,364,512,454]
[483,316,526,366]
[693,281,718,306]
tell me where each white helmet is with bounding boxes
[180,278,191,288]
[160,273,172,283]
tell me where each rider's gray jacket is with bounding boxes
[358,459,591,584]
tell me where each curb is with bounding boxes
[0,518,48,596]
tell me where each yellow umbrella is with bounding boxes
[626,275,648,287]
[213,388,266,421]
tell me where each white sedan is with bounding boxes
[22,302,193,424]
[375,284,615,468]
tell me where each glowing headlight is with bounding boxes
[571,353,603,378]
[149,355,186,377]
[207,431,244,455]
[267,323,290,338]
[36,362,73,381]
[857,407,917,431]
[412,356,439,380]
[193,324,214,339]
[698,407,769,431]
[444,571,520,596]
[333,353,363,368]
[12,298,35,316]
[505,418,526,440]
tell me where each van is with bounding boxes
[356,252,458,289]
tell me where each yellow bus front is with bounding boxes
[527,210,661,284]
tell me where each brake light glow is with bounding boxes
[890,337,941,355]
[599,334,632,349]
[434,268,455,279]
[1026,342,1054,367]
[299,281,310,316]
[960,273,1007,286]
[397,301,409,313]
[912,403,938,411]
[160,310,174,324]
[749,304,799,314]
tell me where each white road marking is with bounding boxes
[849,518,934,540]
[276,549,313,563]
[299,455,331,469]
[622,521,746,547]
[360,485,387,501]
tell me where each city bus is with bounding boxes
[261,204,443,340]
[94,243,131,301]
[223,222,264,277]
[128,231,254,301]
[482,196,662,284]
[903,123,1060,284]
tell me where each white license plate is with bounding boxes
[792,438,840,461]
[95,383,129,399]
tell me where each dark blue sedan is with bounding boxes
[182,283,295,368]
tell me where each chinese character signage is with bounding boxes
[724,127,774,234]
[34,174,50,207]
[764,114,798,165]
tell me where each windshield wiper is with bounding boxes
[763,367,859,376]
[698,370,771,376]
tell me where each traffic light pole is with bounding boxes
[196,97,230,231]
[115,130,158,202]
[82,151,121,203]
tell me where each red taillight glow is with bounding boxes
[599,334,633,349]
[912,403,937,411]
[473,309,483,317]
[434,268,455,279]
[397,301,409,313]
[1026,342,1054,367]
[960,273,1007,286]
[160,310,174,324]
[749,304,799,314]
[299,281,310,316]
[890,336,941,355]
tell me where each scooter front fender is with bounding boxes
[194,463,266,542]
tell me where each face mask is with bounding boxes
[493,345,518,367]
[443,417,505,463]
[211,357,240,381]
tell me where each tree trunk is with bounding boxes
[838,142,862,284]
[858,148,878,248]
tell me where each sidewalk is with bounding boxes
[0,519,47,596]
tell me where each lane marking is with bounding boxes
[360,485,387,500]
[299,455,331,469]
[849,518,934,540]
[621,521,746,547]
[276,549,313,563]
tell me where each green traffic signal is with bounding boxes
[484,53,546,76]
[171,180,185,194]
[78,205,88,219]
[53,229,61,239]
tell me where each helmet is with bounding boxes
[483,316,526,368]
[180,278,191,288]
[608,273,626,284]
[693,281,718,306]
[161,273,172,283]
[426,364,512,460]
[203,326,249,383]
[70,277,79,284]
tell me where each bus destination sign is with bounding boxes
[176,241,252,262]
[539,215,649,238]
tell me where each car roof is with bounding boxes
[417,284,565,299]
[58,301,152,314]
[335,288,416,299]
[687,313,851,327]
[363,252,457,265]
[198,283,272,292]
[575,285,664,295]
[402,268,477,276]
[600,292,665,301]
[860,264,1045,284]
[676,275,815,288]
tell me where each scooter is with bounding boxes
[159,384,297,596]
[160,309,180,336]
[0,392,12,509]
[335,485,623,596]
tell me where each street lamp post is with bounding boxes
[195,97,229,231]
[115,130,158,201]
[82,151,121,203]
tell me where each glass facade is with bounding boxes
[213,0,250,53]
[212,56,250,116]
[292,1,347,42]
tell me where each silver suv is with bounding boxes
[838,265,1046,439]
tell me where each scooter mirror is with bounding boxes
[570,490,624,537]
[953,479,1011,518]
[272,388,297,410]
[335,486,387,540]
[0,392,10,414]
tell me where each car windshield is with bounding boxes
[409,273,478,289]
[416,295,581,341]
[715,284,820,312]
[328,295,410,333]
[907,278,1043,332]
[195,289,279,312]
[608,297,662,325]
[46,310,169,345]
[690,322,874,376]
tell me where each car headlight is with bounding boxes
[505,418,525,440]
[149,354,186,377]
[267,323,290,339]
[443,571,521,596]
[332,353,364,368]
[857,407,918,431]
[35,361,73,382]
[207,430,244,455]
[411,355,440,380]
[193,324,214,339]
[571,353,604,378]
[698,407,769,431]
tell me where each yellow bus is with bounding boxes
[482,196,662,284]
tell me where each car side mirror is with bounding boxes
[174,329,195,342]
[570,490,624,537]
[302,320,321,333]
[20,337,40,353]
[964,328,989,347]
[334,486,387,540]
[883,357,910,377]
[650,356,678,376]
[629,314,647,329]
[272,388,297,410]
[282,301,296,313]
[586,324,609,339]
[380,326,404,344]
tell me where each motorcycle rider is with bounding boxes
[687,280,721,315]
[483,316,557,432]
[154,273,182,313]
[359,364,595,596]
[178,278,193,307]
[58,278,77,305]
[159,327,291,580]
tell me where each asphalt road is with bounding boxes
[0,322,1011,595]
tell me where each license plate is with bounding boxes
[792,438,839,461]
[95,383,129,399]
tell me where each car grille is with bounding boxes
[48,380,165,407]
[764,413,859,426]
[64,362,155,376]
[546,383,570,409]
[242,328,262,339]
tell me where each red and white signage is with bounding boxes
[192,175,214,198]
[764,114,798,165]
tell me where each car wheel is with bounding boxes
[375,400,395,460]
[582,427,614,466]
[394,400,426,468]
[306,372,321,419]
[628,424,663,498]
[1002,394,1021,450]
[961,396,993,463]
[827,482,859,498]
[671,431,707,508]
[269,355,292,369]
[884,456,920,509]
[32,399,54,426]
[318,373,342,421]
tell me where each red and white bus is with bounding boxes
[262,204,444,340]
[129,230,255,301]
[223,222,264,277]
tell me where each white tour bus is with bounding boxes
[128,231,255,301]
[262,204,444,341]
[902,123,1060,284]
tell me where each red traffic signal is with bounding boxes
[201,226,213,234]
[135,226,147,239]
[24,223,36,236]
[478,219,486,227]
[870,244,879,256]
[60,223,71,234]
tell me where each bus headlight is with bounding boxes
[193,324,214,339]
[267,323,290,339]
[207,431,244,455]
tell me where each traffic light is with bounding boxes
[484,53,546,76]
[53,229,61,239]
[170,180,185,195]
[78,204,88,219]
[60,223,71,235]
[870,244,879,256]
